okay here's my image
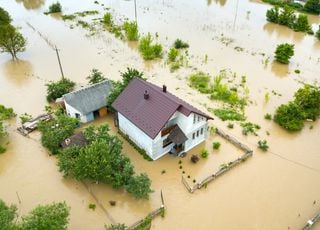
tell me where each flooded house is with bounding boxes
[63,80,113,123]
[112,78,213,160]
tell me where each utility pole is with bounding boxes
[134,0,137,24]
[55,46,65,79]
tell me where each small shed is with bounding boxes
[61,132,88,149]
[63,80,112,123]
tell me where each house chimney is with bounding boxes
[144,90,149,99]
[163,85,167,93]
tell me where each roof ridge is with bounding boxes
[64,80,111,97]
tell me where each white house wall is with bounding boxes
[65,102,88,123]
[118,113,154,158]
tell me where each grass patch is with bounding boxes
[174,39,189,49]
[189,72,211,93]
[210,108,245,121]
[123,21,139,41]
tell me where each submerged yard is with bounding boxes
[0,0,320,229]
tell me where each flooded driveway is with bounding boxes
[0,0,320,229]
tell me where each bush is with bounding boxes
[174,39,189,49]
[38,112,78,154]
[294,84,320,120]
[19,113,32,124]
[200,149,209,158]
[258,140,269,151]
[278,6,296,27]
[241,122,260,136]
[123,21,139,41]
[168,48,178,62]
[126,173,153,199]
[48,2,62,13]
[191,154,199,163]
[227,123,234,129]
[293,14,312,33]
[264,113,272,120]
[274,43,294,64]
[212,142,221,150]
[266,6,280,23]
[46,78,75,102]
[86,69,106,84]
[304,0,320,14]
[88,203,96,210]
[138,34,162,60]
[103,12,112,26]
[274,102,304,131]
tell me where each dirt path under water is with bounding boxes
[0,0,320,229]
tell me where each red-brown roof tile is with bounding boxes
[112,78,212,139]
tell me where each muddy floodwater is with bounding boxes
[1,0,320,229]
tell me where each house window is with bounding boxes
[193,114,196,124]
[196,130,199,137]
[197,116,200,122]
[75,113,80,119]
[200,128,203,135]
[163,137,172,148]
[192,133,195,139]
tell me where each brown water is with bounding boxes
[1,0,320,229]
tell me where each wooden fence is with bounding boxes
[302,211,320,230]
[182,128,253,193]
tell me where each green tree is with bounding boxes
[46,78,75,102]
[38,112,78,154]
[274,43,294,64]
[86,68,106,84]
[294,84,320,120]
[106,68,144,112]
[58,124,153,199]
[0,24,27,60]
[278,6,296,27]
[266,6,280,23]
[304,0,320,14]
[0,199,17,229]
[0,7,11,25]
[47,2,62,13]
[20,202,69,230]
[274,102,304,131]
[126,173,153,199]
[293,14,312,32]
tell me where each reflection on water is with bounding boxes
[271,61,289,77]
[3,60,33,85]
[263,22,305,42]
[15,0,45,10]
[207,0,227,6]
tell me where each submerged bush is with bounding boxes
[200,149,209,158]
[48,2,62,13]
[103,12,112,26]
[274,102,304,131]
[123,21,139,41]
[212,142,221,150]
[138,34,162,60]
[213,108,246,121]
[258,140,269,151]
[294,84,320,120]
[174,39,189,49]
[46,78,75,102]
[168,47,178,62]
[241,122,260,136]
[274,43,294,64]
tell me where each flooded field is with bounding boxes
[0,0,320,229]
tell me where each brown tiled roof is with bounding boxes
[112,78,212,139]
